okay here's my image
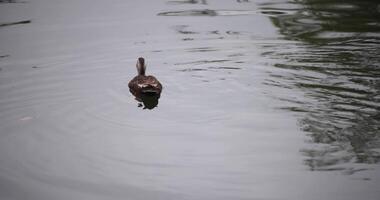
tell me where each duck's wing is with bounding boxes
[144,76,162,90]
[128,75,162,95]
[128,76,143,93]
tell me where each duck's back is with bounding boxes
[128,75,162,96]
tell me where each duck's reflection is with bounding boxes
[133,92,160,110]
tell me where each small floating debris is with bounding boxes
[0,20,31,27]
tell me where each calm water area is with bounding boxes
[0,0,379,199]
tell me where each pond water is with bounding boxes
[0,0,379,199]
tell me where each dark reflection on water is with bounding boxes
[167,0,249,4]
[135,94,160,110]
[172,24,247,41]
[167,0,207,5]
[0,20,31,27]
[173,25,199,35]
[0,0,31,27]
[260,0,380,172]
[0,0,19,3]
[158,9,218,16]
[129,84,161,110]
[158,9,257,16]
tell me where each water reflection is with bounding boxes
[0,0,18,3]
[129,82,162,109]
[167,0,207,5]
[0,20,30,27]
[166,0,250,5]
[158,9,218,16]
[260,0,380,172]
[135,93,160,110]
[158,9,256,16]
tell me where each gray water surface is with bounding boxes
[1,0,379,200]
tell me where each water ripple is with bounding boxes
[158,9,257,17]
[259,0,380,172]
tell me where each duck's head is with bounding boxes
[136,57,146,76]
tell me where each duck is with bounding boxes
[128,57,162,99]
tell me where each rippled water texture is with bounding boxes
[1,0,379,200]
[259,0,380,171]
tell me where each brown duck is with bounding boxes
[128,57,162,98]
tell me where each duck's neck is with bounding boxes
[138,69,145,76]
[137,57,146,76]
